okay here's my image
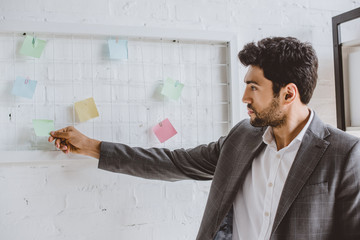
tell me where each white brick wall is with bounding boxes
[1,0,360,239]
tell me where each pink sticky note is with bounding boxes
[152,118,177,143]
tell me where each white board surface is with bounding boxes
[0,22,241,160]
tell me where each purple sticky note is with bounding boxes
[152,118,177,143]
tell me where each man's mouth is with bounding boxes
[247,105,255,115]
[247,109,254,115]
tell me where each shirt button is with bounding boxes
[268,182,273,187]
[265,212,270,217]
[276,154,281,159]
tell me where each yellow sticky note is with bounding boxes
[74,97,99,122]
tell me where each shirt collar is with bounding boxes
[262,109,314,147]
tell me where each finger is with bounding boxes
[55,138,62,148]
[59,143,68,151]
[64,144,70,154]
[64,143,71,154]
[48,136,55,142]
[50,128,71,139]
[59,139,67,149]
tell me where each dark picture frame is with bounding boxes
[332,7,360,130]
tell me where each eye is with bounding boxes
[250,85,257,91]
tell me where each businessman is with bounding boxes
[49,37,360,240]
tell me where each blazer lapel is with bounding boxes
[271,114,330,235]
[216,129,266,227]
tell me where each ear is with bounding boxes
[282,83,298,104]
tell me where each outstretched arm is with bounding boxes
[47,123,234,181]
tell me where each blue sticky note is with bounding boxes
[108,39,128,60]
[11,76,37,99]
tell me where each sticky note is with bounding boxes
[11,76,37,99]
[152,118,177,143]
[20,35,46,58]
[32,119,55,137]
[74,97,99,122]
[108,39,128,60]
[161,78,184,100]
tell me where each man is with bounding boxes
[49,37,360,240]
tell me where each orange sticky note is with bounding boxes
[152,118,177,143]
[74,97,99,122]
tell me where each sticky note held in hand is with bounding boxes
[20,35,46,58]
[161,78,184,100]
[32,119,55,137]
[152,118,177,143]
[74,97,99,122]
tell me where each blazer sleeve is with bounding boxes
[98,136,226,182]
[335,139,360,239]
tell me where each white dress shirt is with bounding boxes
[233,110,314,240]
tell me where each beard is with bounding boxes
[248,97,286,127]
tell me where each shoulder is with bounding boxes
[308,113,359,152]
[222,118,264,145]
[229,118,263,135]
[316,124,360,170]
[324,124,359,149]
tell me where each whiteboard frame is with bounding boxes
[0,21,242,162]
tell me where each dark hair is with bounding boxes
[238,37,318,104]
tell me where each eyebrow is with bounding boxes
[244,80,260,85]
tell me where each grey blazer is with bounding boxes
[98,113,360,240]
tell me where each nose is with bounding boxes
[242,88,250,104]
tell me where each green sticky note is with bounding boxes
[32,119,55,137]
[20,35,47,58]
[161,78,184,100]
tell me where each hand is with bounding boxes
[48,126,101,159]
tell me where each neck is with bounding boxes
[272,105,311,150]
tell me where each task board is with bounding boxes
[0,21,241,156]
